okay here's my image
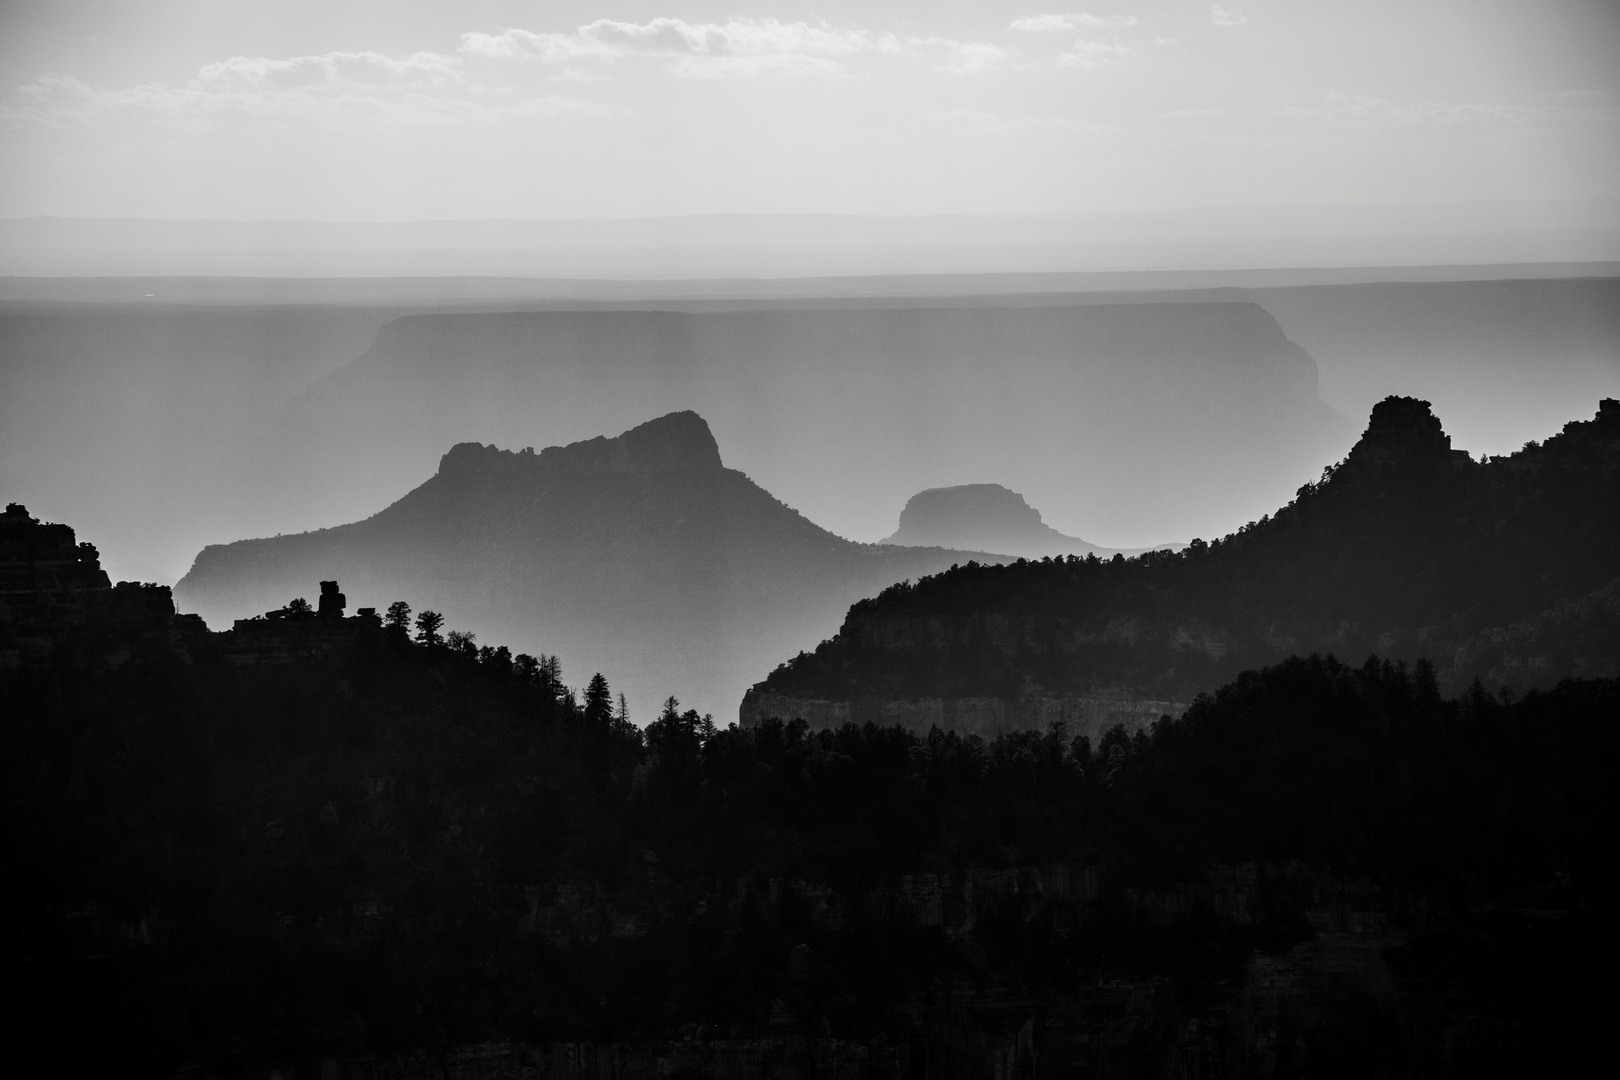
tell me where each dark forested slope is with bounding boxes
[751,397,1620,718]
[8,574,1615,1076]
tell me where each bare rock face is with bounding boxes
[880,483,1114,559]
[1341,395,1471,472]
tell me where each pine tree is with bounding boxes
[384,601,411,631]
[413,610,444,646]
[584,673,612,725]
[537,655,563,701]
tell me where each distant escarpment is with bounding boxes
[745,397,1620,729]
[880,482,1175,560]
[178,412,1002,715]
[240,300,1349,552]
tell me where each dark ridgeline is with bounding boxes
[746,398,1620,737]
[176,411,1006,717]
[5,497,1616,1077]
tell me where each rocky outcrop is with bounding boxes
[1340,394,1472,472]
[218,602,381,665]
[0,502,384,671]
[0,502,205,671]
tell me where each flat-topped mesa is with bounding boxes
[1342,396,1471,472]
[888,484,1046,542]
[439,411,724,477]
[879,483,1120,559]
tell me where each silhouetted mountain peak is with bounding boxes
[439,411,723,477]
[1343,396,1465,472]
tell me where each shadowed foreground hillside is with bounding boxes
[747,398,1620,732]
[177,412,998,716]
[7,505,1616,1075]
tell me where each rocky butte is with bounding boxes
[879,482,1176,560]
[176,411,1005,715]
[743,397,1620,735]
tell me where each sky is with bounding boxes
[0,0,1617,220]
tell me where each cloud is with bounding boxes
[2,66,613,133]
[1008,13,1139,32]
[1552,89,1608,102]
[1005,115,1112,131]
[196,50,462,90]
[1210,6,1247,26]
[1280,91,1617,131]
[460,18,1007,78]
[0,18,1017,140]
[926,39,1011,74]
[927,109,1000,124]
[927,109,1110,133]
[1056,38,1134,67]
[1168,107,1222,118]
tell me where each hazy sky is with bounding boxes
[1,0,1617,219]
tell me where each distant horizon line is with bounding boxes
[6,196,1620,227]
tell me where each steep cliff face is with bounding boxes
[177,412,1004,715]
[745,398,1620,729]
